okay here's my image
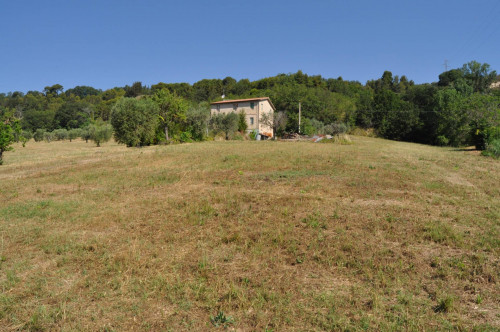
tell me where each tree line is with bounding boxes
[1,60,499,163]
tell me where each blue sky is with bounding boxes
[1,0,499,93]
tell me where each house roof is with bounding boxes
[210,97,276,111]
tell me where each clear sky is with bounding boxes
[1,0,499,93]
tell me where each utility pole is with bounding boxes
[443,59,449,72]
[298,102,301,134]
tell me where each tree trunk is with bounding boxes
[165,125,169,141]
[0,149,3,165]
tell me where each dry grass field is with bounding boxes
[0,137,499,331]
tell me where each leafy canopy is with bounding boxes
[111,98,159,147]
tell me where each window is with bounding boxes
[250,117,254,125]
[250,102,254,109]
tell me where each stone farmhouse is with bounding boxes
[210,97,275,139]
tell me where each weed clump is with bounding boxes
[210,311,233,328]
[434,296,454,313]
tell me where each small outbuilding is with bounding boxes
[210,97,275,139]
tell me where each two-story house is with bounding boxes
[210,97,275,139]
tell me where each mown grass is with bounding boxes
[0,137,498,331]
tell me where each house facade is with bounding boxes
[210,97,275,138]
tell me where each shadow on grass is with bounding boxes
[452,147,477,152]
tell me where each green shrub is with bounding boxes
[301,118,316,136]
[179,131,193,143]
[324,122,349,136]
[249,129,258,140]
[238,111,247,132]
[434,296,454,313]
[309,118,325,135]
[68,128,82,142]
[33,129,46,142]
[19,130,32,147]
[53,128,69,141]
[481,139,500,159]
[43,131,54,143]
[436,135,449,146]
[0,110,19,165]
[210,311,233,328]
[21,130,33,141]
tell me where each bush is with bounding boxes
[238,111,248,132]
[21,130,33,141]
[53,128,69,141]
[309,119,325,135]
[434,296,454,313]
[68,128,82,142]
[43,131,54,143]
[474,126,500,150]
[436,135,449,146]
[33,129,46,142]
[19,130,32,147]
[179,131,193,143]
[89,121,113,147]
[0,110,19,165]
[324,122,349,136]
[249,129,258,140]
[301,118,316,136]
[482,139,500,159]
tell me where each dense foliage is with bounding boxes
[110,98,159,147]
[1,60,499,152]
[0,109,20,164]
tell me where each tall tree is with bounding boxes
[124,82,146,97]
[151,89,188,141]
[54,102,92,129]
[461,61,497,93]
[43,84,64,96]
[65,86,102,98]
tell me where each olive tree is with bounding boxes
[260,111,287,139]
[209,113,239,140]
[111,97,159,147]
[89,121,113,147]
[151,89,188,141]
[68,128,82,142]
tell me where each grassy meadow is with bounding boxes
[0,137,499,331]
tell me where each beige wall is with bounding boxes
[210,100,274,137]
[258,100,274,137]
